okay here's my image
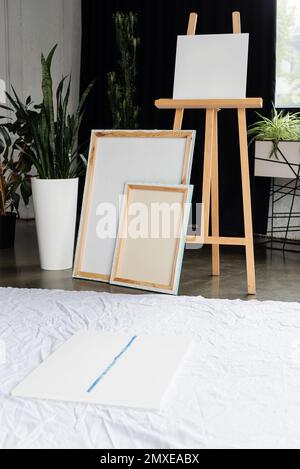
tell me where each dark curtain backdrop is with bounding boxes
[80,0,277,236]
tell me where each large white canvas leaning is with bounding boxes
[73,130,196,282]
[12,331,193,410]
[173,34,249,99]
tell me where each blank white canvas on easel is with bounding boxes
[12,331,193,410]
[173,34,249,99]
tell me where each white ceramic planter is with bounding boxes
[255,140,300,178]
[32,178,79,271]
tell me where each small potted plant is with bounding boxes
[249,108,300,178]
[0,127,32,249]
[1,45,93,269]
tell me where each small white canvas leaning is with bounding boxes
[12,331,193,410]
[111,183,193,295]
[173,34,249,99]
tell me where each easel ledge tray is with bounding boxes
[155,98,263,110]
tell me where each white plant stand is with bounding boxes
[255,140,300,179]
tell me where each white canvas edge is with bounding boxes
[110,183,194,295]
[73,130,196,283]
[73,131,97,280]
[10,392,163,412]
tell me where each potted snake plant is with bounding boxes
[249,108,300,179]
[1,45,93,269]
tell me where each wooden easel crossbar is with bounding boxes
[155,12,263,295]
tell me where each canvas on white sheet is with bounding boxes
[173,34,249,99]
[12,331,192,410]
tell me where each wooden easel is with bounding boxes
[155,12,263,295]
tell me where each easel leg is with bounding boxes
[173,109,184,130]
[202,110,215,241]
[211,110,220,276]
[238,108,256,295]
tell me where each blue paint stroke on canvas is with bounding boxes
[87,336,138,393]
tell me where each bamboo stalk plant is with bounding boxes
[108,12,140,129]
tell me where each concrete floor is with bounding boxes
[0,221,299,302]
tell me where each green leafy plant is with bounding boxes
[1,45,94,180]
[248,107,300,159]
[0,112,33,216]
[108,12,140,129]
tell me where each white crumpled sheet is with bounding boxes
[1,287,300,449]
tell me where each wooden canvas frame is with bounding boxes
[73,130,195,283]
[110,183,193,295]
